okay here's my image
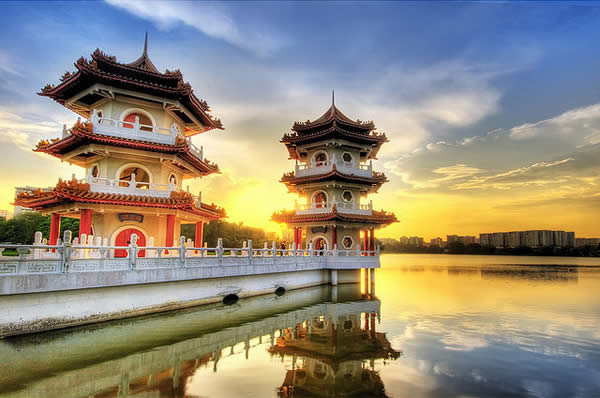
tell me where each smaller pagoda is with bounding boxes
[14,35,225,254]
[272,93,396,253]
[269,304,400,397]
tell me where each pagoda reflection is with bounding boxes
[269,307,400,398]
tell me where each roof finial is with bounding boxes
[143,32,148,56]
[332,90,335,106]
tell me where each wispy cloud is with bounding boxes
[104,0,286,57]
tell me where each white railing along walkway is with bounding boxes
[0,231,380,276]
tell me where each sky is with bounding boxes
[0,1,599,240]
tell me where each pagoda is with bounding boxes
[272,93,396,253]
[269,304,400,397]
[14,35,225,255]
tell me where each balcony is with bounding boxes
[295,201,373,216]
[81,176,202,204]
[84,110,206,163]
[295,158,373,178]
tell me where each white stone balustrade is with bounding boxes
[295,200,373,216]
[0,230,380,276]
[89,109,178,145]
[81,175,177,198]
[295,156,373,178]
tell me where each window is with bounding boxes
[343,236,354,249]
[342,191,353,202]
[168,174,177,186]
[314,191,327,208]
[343,320,353,330]
[342,152,352,163]
[314,152,327,166]
[119,167,150,189]
[91,165,99,178]
[123,112,153,132]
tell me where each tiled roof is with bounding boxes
[14,178,225,219]
[39,48,223,131]
[271,205,397,226]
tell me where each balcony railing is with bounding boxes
[81,176,177,198]
[295,157,373,178]
[295,200,373,216]
[89,110,177,145]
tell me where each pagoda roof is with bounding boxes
[292,92,375,133]
[271,206,397,226]
[34,120,219,176]
[39,37,222,133]
[282,97,387,159]
[281,166,388,193]
[13,178,225,220]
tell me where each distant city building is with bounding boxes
[408,236,424,247]
[447,235,477,245]
[13,186,48,216]
[480,230,575,248]
[575,238,600,247]
[399,236,408,245]
[430,237,445,247]
[0,209,9,219]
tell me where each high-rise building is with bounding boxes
[480,230,576,248]
[430,237,444,247]
[575,238,600,247]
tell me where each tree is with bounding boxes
[181,220,278,248]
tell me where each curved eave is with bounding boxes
[14,184,226,220]
[281,170,388,193]
[34,124,220,175]
[271,209,397,226]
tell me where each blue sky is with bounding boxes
[1,1,599,237]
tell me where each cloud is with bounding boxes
[104,0,286,57]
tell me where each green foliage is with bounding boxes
[0,212,79,244]
[181,220,279,248]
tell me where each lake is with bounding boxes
[1,254,599,397]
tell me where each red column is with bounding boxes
[331,226,337,249]
[166,214,176,247]
[195,221,204,248]
[370,228,375,256]
[49,213,61,245]
[297,227,302,250]
[363,229,368,254]
[292,227,298,249]
[79,209,92,240]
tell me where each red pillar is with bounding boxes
[49,213,61,245]
[331,226,337,249]
[363,229,368,254]
[79,209,92,240]
[195,221,204,248]
[293,227,298,249]
[370,228,375,256]
[297,227,302,250]
[166,214,176,247]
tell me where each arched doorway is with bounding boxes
[314,237,328,254]
[118,166,150,189]
[114,228,146,258]
[314,191,327,208]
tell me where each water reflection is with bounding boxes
[0,284,400,398]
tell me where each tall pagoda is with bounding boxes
[272,94,396,253]
[14,35,225,254]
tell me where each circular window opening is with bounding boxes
[91,165,99,178]
[119,167,150,189]
[342,152,352,163]
[123,112,153,132]
[343,236,354,249]
[343,191,353,202]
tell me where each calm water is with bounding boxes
[1,254,600,397]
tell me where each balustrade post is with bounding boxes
[333,244,338,257]
[129,174,136,193]
[134,115,140,132]
[179,236,186,267]
[129,233,137,269]
[272,241,277,258]
[217,238,223,264]
[308,242,313,257]
[248,240,253,264]
[60,230,72,273]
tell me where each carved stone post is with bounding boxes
[248,240,253,264]
[61,230,72,273]
[129,233,137,269]
[217,238,223,264]
[179,236,186,267]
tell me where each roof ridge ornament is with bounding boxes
[331,89,335,116]
[126,32,159,73]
